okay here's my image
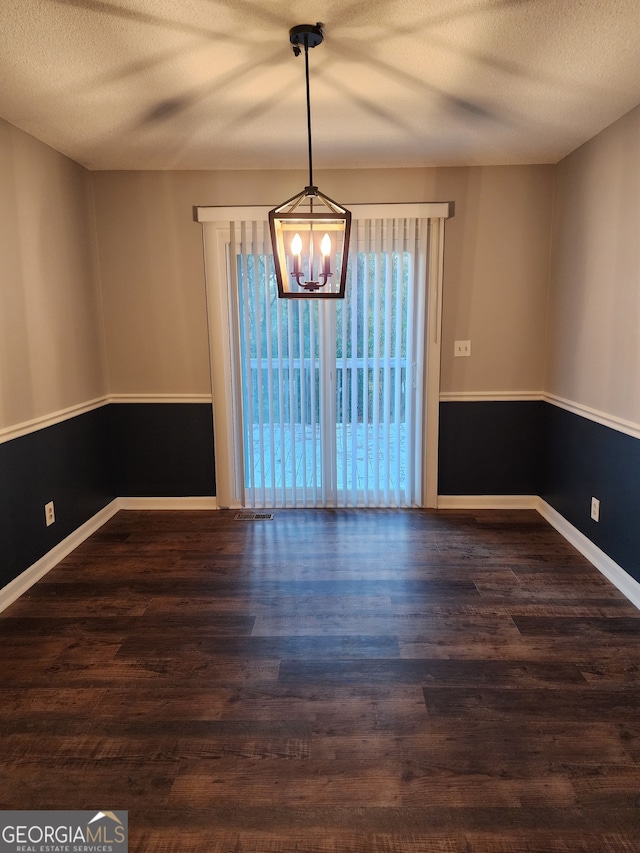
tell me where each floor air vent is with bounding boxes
[234,512,275,521]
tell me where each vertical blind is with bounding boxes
[229,217,430,508]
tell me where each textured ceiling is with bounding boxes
[2,0,640,171]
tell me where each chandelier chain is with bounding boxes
[304,40,314,190]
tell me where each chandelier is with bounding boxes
[269,24,351,298]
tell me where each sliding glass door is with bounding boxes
[231,217,429,508]
[198,202,450,509]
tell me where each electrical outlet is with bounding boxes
[454,340,471,357]
[45,501,55,526]
[590,497,600,522]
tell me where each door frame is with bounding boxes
[197,202,452,509]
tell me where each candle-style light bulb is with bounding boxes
[320,233,331,278]
[291,232,302,278]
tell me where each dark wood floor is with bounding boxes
[1,509,640,852]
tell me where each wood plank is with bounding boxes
[279,658,588,686]
[117,634,401,659]
[422,686,640,722]
[513,615,640,635]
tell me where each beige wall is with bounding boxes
[0,119,107,430]
[5,99,639,429]
[92,164,554,396]
[547,103,640,425]
[434,166,553,394]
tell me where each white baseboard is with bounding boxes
[536,498,640,612]
[437,495,538,510]
[116,497,218,510]
[0,500,120,614]
[3,494,638,615]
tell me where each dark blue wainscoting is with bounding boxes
[108,403,215,498]
[4,397,638,595]
[543,404,640,584]
[438,400,545,497]
[438,399,640,586]
[0,406,114,589]
[0,402,216,589]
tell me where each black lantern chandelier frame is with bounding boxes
[269,24,352,299]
